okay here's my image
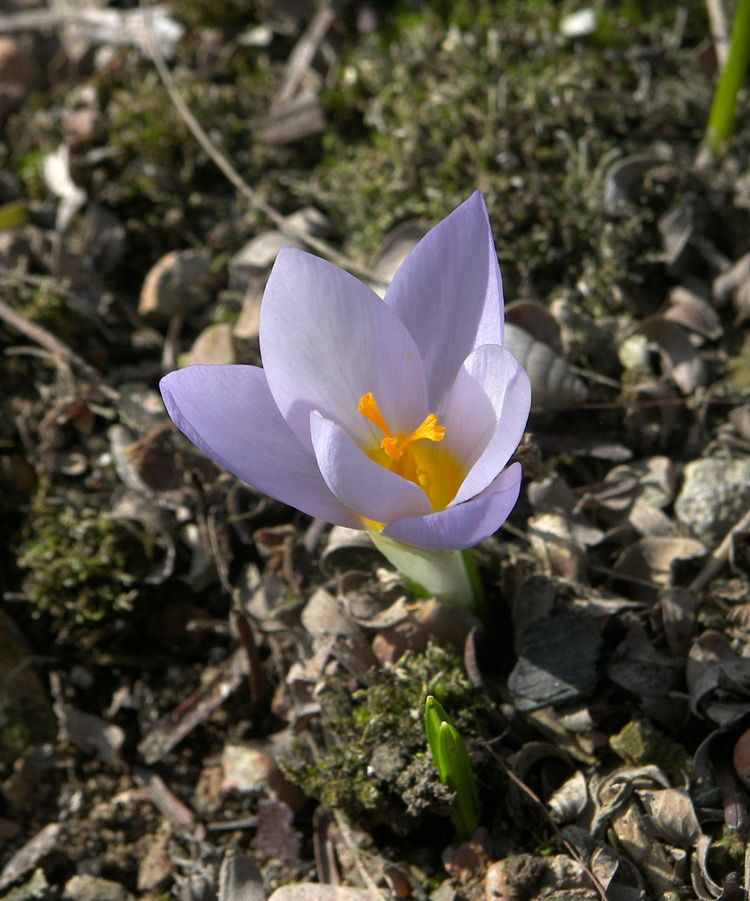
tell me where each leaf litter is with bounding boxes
[2,1,750,899]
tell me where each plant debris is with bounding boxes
[2,1,750,899]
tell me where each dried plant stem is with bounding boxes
[485,743,608,901]
[275,0,347,107]
[332,810,389,901]
[139,0,378,283]
[0,295,120,400]
[690,505,750,593]
[706,0,731,67]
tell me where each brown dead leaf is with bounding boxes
[528,512,588,582]
[687,630,750,727]
[714,253,750,324]
[138,250,214,322]
[505,299,563,351]
[637,315,707,394]
[548,770,589,822]
[613,536,706,598]
[368,220,423,296]
[51,675,125,767]
[504,324,588,409]
[300,588,377,678]
[187,323,237,366]
[635,787,702,847]
[217,851,265,901]
[607,624,686,701]
[662,286,723,341]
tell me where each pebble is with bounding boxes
[267,887,378,901]
[674,458,750,546]
[62,874,135,901]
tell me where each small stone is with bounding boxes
[675,458,750,546]
[62,874,135,901]
[137,827,172,893]
[267,887,378,901]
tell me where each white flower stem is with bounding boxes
[369,533,483,610]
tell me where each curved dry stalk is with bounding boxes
[138,0,379,283]
[690,505,750,593]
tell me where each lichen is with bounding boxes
[609,718,691,784]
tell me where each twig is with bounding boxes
[706,0,730,68]
[139,0,378,283]
[0,296,120,401]
[689,505,750,593]
[332,809,389,901]
[275,0,347,107]
[484,743,609,901]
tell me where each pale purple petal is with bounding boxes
[160,365,360,528]
[445,345,531,505]
[261,247,429,452]
[310,413,432,524]
[384,191,504,408]
[382,463,523,550]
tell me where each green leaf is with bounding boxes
[424,695,480,840]
[706,0,750,155]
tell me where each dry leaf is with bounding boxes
[505,299,563,351]
[528,512,588,581]
[637,315,707,394]
[635,787,701,847]
[548,770,589,822]
[504,324,588,410]
[662,286,723,341]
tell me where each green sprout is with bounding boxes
[706,0,750,155]
[424,695,480,841]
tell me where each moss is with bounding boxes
[282,641,489,834]
[709,826,746,881]
[609,718,691,784]
[15,490,153,646]
[296,0,718,322]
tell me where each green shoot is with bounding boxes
[706,0,750,155]
[424,695,480,841]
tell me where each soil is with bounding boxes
[2,1,750,900]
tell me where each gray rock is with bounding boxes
[674,458,750,545]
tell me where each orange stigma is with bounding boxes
[358,392,461,512]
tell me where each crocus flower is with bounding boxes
[160,192,531,551]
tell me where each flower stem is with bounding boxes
[369,533,481,609]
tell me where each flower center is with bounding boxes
[358,392,465,512]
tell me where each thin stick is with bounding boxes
[706,0,730,68]
[0,296,120,400]
[485,743,608,901]
[139,0,379,283]
[275,0,345,107]
[690,505,750,593]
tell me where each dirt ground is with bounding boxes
[2,1,750,899]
